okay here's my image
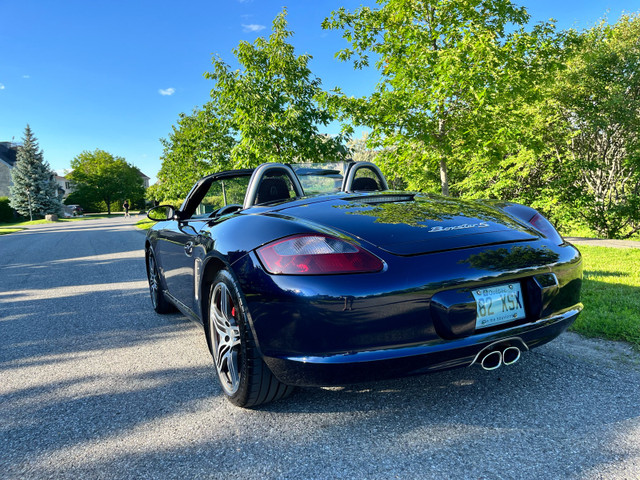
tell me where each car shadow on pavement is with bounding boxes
[5,334,638,479]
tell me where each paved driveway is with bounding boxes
[566,237,640,249]
[1,218,639,479]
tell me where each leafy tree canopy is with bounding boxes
[323,0,561,196]
[155,103,236,201]
[68,149,144,214]
[155,9,348,202]
[554,14,640,238]
[205,8,347,167]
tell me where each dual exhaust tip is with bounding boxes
[478,346,522,371]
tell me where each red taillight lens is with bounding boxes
[256,234,384,275]
[529,213,563,245]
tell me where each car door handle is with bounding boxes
[184,241,194,257]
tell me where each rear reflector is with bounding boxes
[529,213,563,245]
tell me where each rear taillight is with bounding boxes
[256,234,384,275]
[529,213,564,245]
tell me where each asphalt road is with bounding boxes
[1,217,639,480]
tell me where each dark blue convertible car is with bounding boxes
[145,161,582,407]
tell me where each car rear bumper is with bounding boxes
[262,307,581,386]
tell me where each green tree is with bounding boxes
[0,197,15,222]
[454,73,574,227]
[347,133,378,164]
[205,8,347,167]
[9,125,62,220]
[323,0,560,196]
[347,133,406,189]
[67,149,144,214]
[155,103,237,201]
[555,14,640,238]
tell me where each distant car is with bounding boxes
[145,162,582,408]
[62,204,83,218]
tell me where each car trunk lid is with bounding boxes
[274,193,539,256]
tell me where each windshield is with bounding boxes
[292,162,348,195]
[193,176,251,217]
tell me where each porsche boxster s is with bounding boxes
[145,161,582,407]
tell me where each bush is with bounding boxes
[0,197,16,223]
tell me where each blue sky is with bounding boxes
[1,0,638,183]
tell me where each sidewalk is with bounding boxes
[565,237,640,249]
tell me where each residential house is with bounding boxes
[0,142,18,197]
[136,168,150,189]
[54,173,74,198]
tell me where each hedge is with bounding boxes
[0,197,15,223]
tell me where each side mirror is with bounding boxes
[147,205,176,222]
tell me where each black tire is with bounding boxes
[206,270,294,408]
[146,250,175,314]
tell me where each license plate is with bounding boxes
[472,282,526,329]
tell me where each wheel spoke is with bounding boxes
[215,335,231,366]
[147,255,158,307]
[215,346,229,374]
[226,350,239,388]
[219,284,229,316]
[229,325,240,348]
[213,309,229,337]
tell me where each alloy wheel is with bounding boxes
[147,254,159,308]
[210,282,242,395]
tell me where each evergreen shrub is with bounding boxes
[0,197,15,223]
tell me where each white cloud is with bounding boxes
[158,87,175,96]
[0,83,5,90]
[23,75,30,79]
[242,24,266,33]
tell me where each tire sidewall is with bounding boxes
[146,248,173,314]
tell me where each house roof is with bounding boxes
[0,142,18,168]
[133,167,150,180]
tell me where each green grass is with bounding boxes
[560,223,640,241]
[0,214,120,229]
[570,245,640,348]
[0,227,25,235]
[135,218,155,230]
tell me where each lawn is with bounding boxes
[135,218,154,230]
[571,245,640,348]
[0,227,25,235]
[0,214,121,228]
[0,214,128,234]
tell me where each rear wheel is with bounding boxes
[207,270,294,407]
[146,250,174,314]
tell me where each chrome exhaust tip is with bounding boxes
[480,350,502,371]
[471,337,528,370]
[502,346,521,365]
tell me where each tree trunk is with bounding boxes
[437,116,449,196]
[439,157,449,196]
